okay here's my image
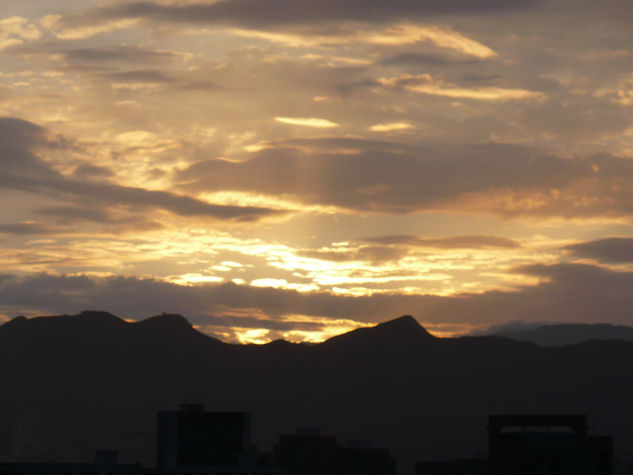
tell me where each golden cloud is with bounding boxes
[369,122,414,132]
[275,116,339,128]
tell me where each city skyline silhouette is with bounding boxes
[0,312,631,474]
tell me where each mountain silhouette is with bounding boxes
[489,322,633,346]
[323,315,434,348]
[0,312,632,475]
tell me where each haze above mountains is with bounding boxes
[2,311,633,474]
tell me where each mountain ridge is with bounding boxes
[0,312,435,347]
[7,312,633,348]
[485,322,633,346]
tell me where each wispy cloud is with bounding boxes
[0,16,41,50]
[41,14,140,40]
[369,122,413,132]
[379,74,546,101]
[275,117,339,128]
[362,24,497,58]
[362,234,521,249]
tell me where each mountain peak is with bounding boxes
[76,310,123,323]
[1,315,27,329]
[376,315,423,331]
[372,315,434,340]
[323,315,434,347]
[135,313,193,330]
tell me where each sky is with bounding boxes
[2,0,633,343]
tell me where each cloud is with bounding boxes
[564,237,633,263]
[468,319,545,336]
[3,262,633,339]
[61,45,184,64]
[0,217,153,236]
[173,79,223,91]
[362,24,497,58]
[336,79,380,96]
[0,223,57,236]
[369,122,413,132]
[98,69,222,91]
[41,14,140,40]
[174,137,633,220]
[379,52,480,67]
[101,69,176,84]
[0,117,282,222]
[362,234,521,249]
[378,74,546,101]
[44,0,543,37]
[275,117,339,128]
[35,206,113,223]
[30,206,164,233]
[226,22,495,61]
[298,245,407,264]
[71,164,115,180]
[410,84,543,101]
[293,234,520,265]
[0,16,41,50]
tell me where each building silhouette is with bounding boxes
[339,442,396,475]
[0,451,149,475]
[274,428,339,475]
[273,428,396,475]
[488,414,612,475]
[156,404,252,473]
[415,459,487,475]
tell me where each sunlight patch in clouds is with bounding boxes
[228,28,318,48]
[379,74,545,101]
[275,117,339,128]
[369,122,413,132]
[0,16,41,50]
[250,278,319,292]
[409,85,546,101]
[198,191,343,215]
[363,24,497,59]
[228,23,495,59]
[115,130,161,146]
[230,315,371,344]
[166,273,224,285]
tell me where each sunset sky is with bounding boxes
[2,0,633,343]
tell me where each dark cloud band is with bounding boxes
[175,138,633,219]
[2,262,633,336]
[55,0,544,32]
[565,238,633,263]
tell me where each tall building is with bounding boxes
[156,404,251,473]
